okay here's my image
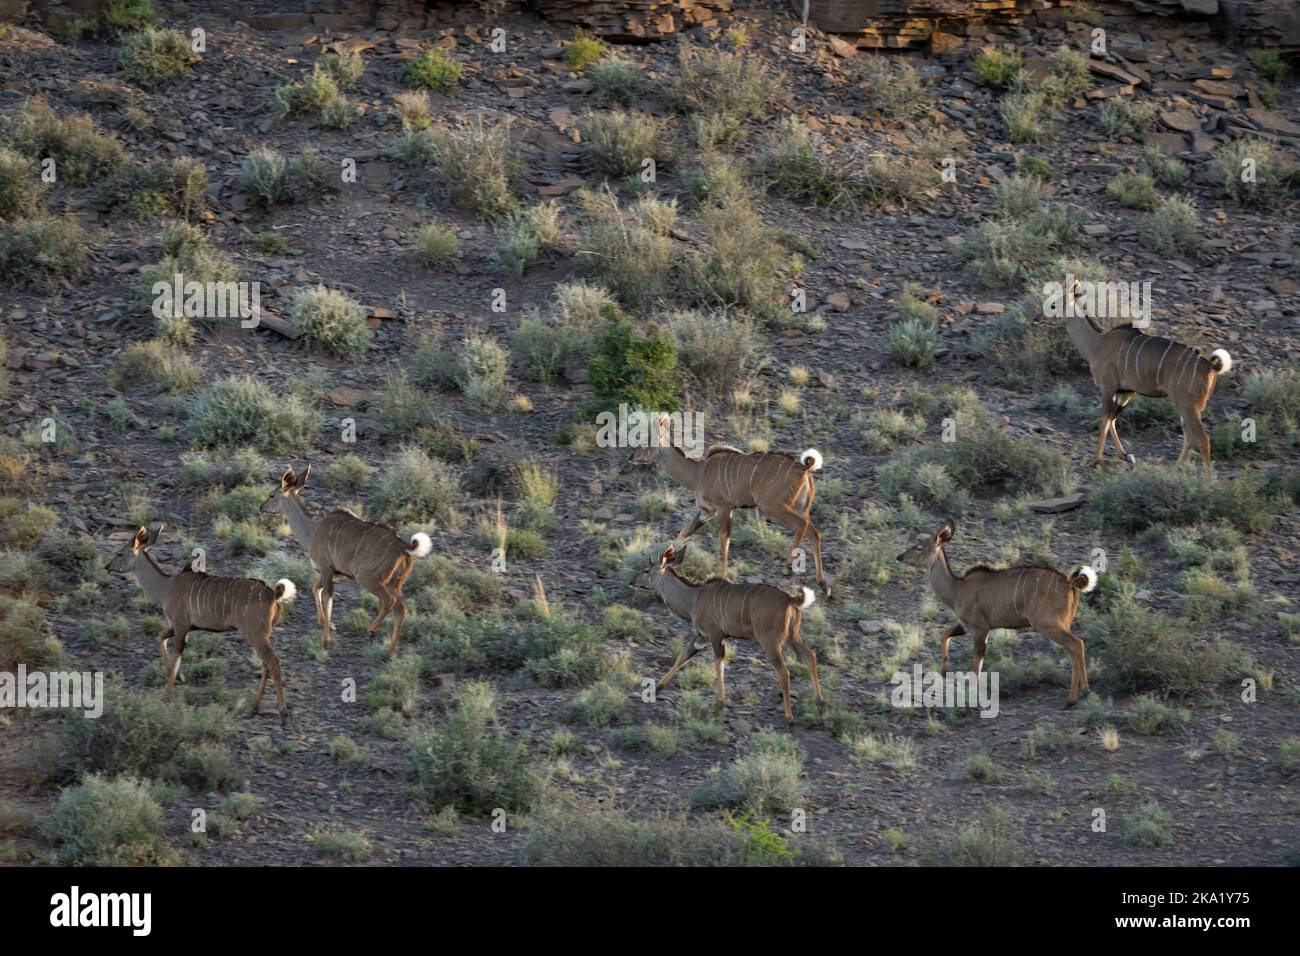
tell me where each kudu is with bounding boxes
[897,519,1096,707]
[1060,279,1232,477]
[107,525,296,723]
[636,544,823,724]
[636,416,829,595]
[261,465,432,654]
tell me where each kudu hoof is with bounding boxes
[1124,454,1137,468]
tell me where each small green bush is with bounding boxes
[188,375,318,453]
[591,59,643,107]
[1138,196,1200,257]
[0,217,89,293]
[44,774,175,866]
[583,110,673,179]
[289,285,370,360]
[0,147,47,219]
[370,446,461,528]
[414,222,461,265]
[108,339,201,394]
[119,28,198,89]
[7,97,126,186]
[565,34,606,71]
[405,48,461,90]
[971,49,1022,88]
[273,66,339,116]
[1087,464,1280,533]
[588,305,681,413]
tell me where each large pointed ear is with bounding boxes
[937,519,955,543]
[146,523,165,546]
[132,526,150,551]
[659,545,675,569]
[280,466,296,491]
[672,543,687,566]
[296,463,312,488]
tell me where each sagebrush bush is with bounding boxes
[108,339,201,394]
[47,680,235,785]
[44,773,176,866]
[1107,170,1160,211]
[404,48,461,90]
[0,595,53,671]
[566,33,605,71]
[925,802,1025,866]
[668,308,765,402]
[0,147,47,219]
[136,230,239,341]
[1087,464,1280,533]
[0,217,89,292]
[240,147,335,206]
[511,281,614,384]
[1138,196,1200,257]
[692,743,804,814]
[971,49,1022,88]
[669,45,780,137]
[492,202,564,277]
[591,58,643,107]
[684,197,788,324]
[7,97,126,185]
[962,206,1079,287]
[414,222,461,264]
[397,119,517,220]
[1001,90,1048,143]
[408,681,538,814]
[370,446,461,528]
[119,27,198,88]
[188,375,318,452]
[1213,138,1298,205]
[855,55,932,119]
[273,65,339,115]
[318,50,364,89]
[583,110,674,178]
[290,285,370,360]
[454,334,511,411]
[1099,99,1156,140]
[577,189,675,306]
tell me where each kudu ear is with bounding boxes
[297,463,312,487]
[280,466,296,490]
[132,526,150,550]
[937,519,955,543]
[659,545,675,568]
[672,543,687,565]
[147,523,165,546]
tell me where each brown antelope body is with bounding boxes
[263,465,432,654]
[1062,283,1232,477]
[108,526,295,723]
[897,520,1096,706]
[639,417,829,595]
[637,545,823,723]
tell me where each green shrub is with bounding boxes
[188,375,318,453]
[565,34,605,71]
[491,202,564,277]
[1099,99,1156,140]
[0,217,89,293]
[683,197,788,324]
[370,446,461,528]
[511,281,614,384]
[120,28,198,89]
[576,189,675,307]
[309,829,373,862]
[855,55,932,119]
[44,774,175,866]
[273,66,339,116]
[408,681,539,814]
[405,48,461,90]
[669,46,779,134]
[1001,90,1048,143]
[588,305,681,413]
[692,745,804,815]
[0,595,53,671]
[926,802,1025,866]
[104,0,157,31]
[398,119,517,220]
[289,285,370,360]
[1213,137,1298,206]
[239,147,335,206]
[669,308,765,401]
[971,49,1022,88]
[318,50,364,89]
[1123,802,1173,847]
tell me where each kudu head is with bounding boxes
[896,518,955,569]
[261,464,312,515]
[634,543,687,591]
[625,414,674,471]
[107,524,163,574]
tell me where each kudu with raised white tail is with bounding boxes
[261,465,432,654]
[1059,278,1232,477]
[897,519,1096,707]
[107,525,296,723]
[636,416,829,595]
[636,544,823,724]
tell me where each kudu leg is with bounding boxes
[1093,395,1118,466]
[939,622,966,670]
[162,629,190,699]
[316,573,335,650]
[657,633,706,690]
[366,581,399,645]
[970,631,989,677]
[713,643,726,709]
[787,635,823,705]
[717,509,733,571]
[773,504,829,595]
[1044,626,1087,706]
[763,644,794,724]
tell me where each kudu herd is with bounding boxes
[96,291,1236,726]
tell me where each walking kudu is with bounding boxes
[637,416,829,595]
[897,520,1097,707]
[1060,279,1232,477]
[107,525,296,723]
[636,544,823,724]
[261,465,432,655]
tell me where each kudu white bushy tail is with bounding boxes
[898,519,1096,707]
[1060,280,1232,477]
[108,525,296,723]
[262,465,433,654]
[638,415,829,595]
[637,544,823,724]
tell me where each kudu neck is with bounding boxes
[655,444,702,491]
[1063,301,1104,363]
[655,568,699,621]
[928,549,960,609]
[132,550,172,604]
[281,493,320,548]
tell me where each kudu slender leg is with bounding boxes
[764,644,794,724]
[253,659,269,714]
[772,503,829,595]
[970,630,990,677]
[939,622,966,670]
[713,642,726,709]
[316,573,335,650]
[1042,626,1087,706]
[717,509,733,571]
[1093,395,1117,466]
[385,564,414,655]
[366,581,399,641]
[162,629,190,699]
[787,634,823,705]
[657,634,706,690]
